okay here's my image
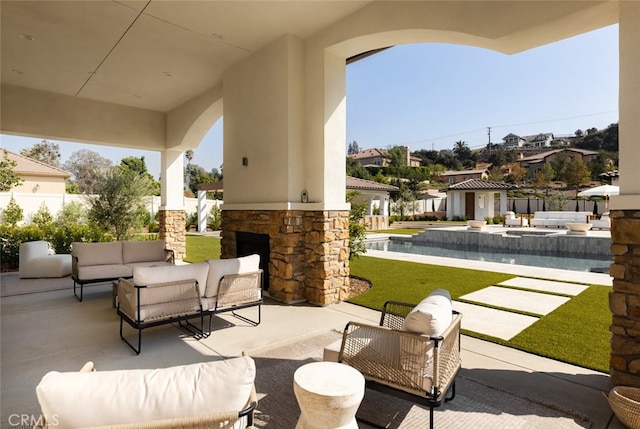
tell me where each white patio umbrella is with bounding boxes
[578,184,619,210]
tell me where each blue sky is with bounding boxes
[1,24,618,179]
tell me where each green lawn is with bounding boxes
[184,234,221,262]
[184,235,610,372]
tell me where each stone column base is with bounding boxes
[159,209,186,260]
[609,210,640,386]
[222,209,350,305]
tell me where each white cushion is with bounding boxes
[205,255,261,298]
[122,240,166,264]
[402,289,453,337]
[20,255,72,279]
[73,241,123,266]
[132,263,210,294]
[36,356,256,428]
[77,264,132,281]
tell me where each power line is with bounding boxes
[383,110,617,149]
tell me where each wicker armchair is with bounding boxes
[117,277,203,354]
[338,300,462,429]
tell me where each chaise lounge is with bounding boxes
[19,241,72,279]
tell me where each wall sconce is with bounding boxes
[33,183,40,193]
[242,157,248,166]
[301,190,308,203]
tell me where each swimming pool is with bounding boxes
[365,239,612,273]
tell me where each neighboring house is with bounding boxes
[502,132,555,149]
[518,148,598,177]
[348,146,421,167]
[445,179,515,221]
[439,169,489,185]
[599,170,620,187]
[4,149,71,194]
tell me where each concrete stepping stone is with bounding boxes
[460,286,570,316]
[460,286,571,316]
[498,277,588,296]
[453,301,538,341]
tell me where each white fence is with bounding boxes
[0,192,222,229]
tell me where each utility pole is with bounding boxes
[487,126,492,154]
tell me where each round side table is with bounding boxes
[293,361,365,429]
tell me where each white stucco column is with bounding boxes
[197,190,207,232]
[612,1,640,210]
[160,149,184,210]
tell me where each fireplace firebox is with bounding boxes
[236,232,270,291]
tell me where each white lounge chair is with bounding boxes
[19,240,71,278]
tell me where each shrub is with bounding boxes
[208,205,222,230]
[2,197,23,226]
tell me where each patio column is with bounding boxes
[159,149,186,259]
[609,1,640,387]
[221,34,350,305]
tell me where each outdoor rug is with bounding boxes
[0,273,75,297]
[250,331,591,429]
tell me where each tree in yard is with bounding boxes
[64,149,113,194]
[346,190,367,260]
[0,150,23,191]
[564,157,591,197]
[387,146,408,167]
[505,163,528,184]
[532,162,554,196]
[120,156,160,196]
[185,150,194,164]
[347,141,360,155]
[86,167,155,240]
[1,196,23,226]
[487,166,504,182]
[20,140,61,167]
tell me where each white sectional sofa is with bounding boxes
[530,211,592,228]
[117,254,263,354]
[71,240,174,301]
[35,356,258,428]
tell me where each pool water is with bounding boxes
[365,240,611,273]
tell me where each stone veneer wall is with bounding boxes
[221,210,350,305]
[158,209,186,260]
[610,210,640,385]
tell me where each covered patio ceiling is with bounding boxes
[1,1,371,114]
[1,1,617,117]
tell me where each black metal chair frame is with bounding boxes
[342,301,462,429]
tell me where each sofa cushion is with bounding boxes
[205,255,261,298]
[132,263,209,293]
[402,289,452,337]
[36,356,256,428]
[122,240,166,264]
[73,241,123,267]
[77,264,132,281]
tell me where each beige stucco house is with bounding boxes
[4,149,71,194]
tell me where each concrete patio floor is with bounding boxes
[0,252,622,429]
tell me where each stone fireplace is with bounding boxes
[221,209,350,305]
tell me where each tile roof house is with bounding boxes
[347,147,421,167]
[445,179,515,221]
[518,148,598,176]
[439,169,489,184]
[3,149,71,194]
[502,132,555,148]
